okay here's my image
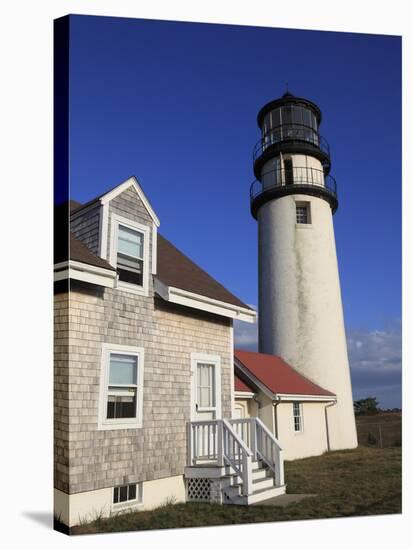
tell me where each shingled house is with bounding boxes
[54,176,287,527]
[54,176,340,528]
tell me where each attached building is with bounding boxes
[234,350,336,460]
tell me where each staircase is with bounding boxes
[222,458,286,505]
[186,417,286,505]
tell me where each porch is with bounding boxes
[185,417,286,505]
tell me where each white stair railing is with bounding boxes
[255,417,284,486]
[187,420,219,465]
[229,417,284,487]
[187,419,253,496]
[221,419,253,496]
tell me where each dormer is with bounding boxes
[69,176,159,296]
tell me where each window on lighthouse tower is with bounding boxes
[296,202,311,224]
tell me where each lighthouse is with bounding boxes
[250,91,358,450]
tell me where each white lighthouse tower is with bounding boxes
[251,91,358,450]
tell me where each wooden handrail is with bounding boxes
[187,417,284,493]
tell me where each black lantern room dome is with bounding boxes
[250,92,338,219]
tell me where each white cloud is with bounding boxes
[347,322,402,373]
[234,312,401,408]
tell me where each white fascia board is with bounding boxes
[100,176,160,227]
[153,281,256,322]
[234,359,275,400]
[234,391,255,399]
[152,222,157,275]
[276,393,337,403]
[54,260,117,288]
[99,202,109,259]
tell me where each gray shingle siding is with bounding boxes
[55,186,233,495]
[70,202,101,255]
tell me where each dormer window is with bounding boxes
[109,213,150,295]
[117,225,144,286]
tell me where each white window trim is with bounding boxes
[190,353,222,421]
[98,343,145,431]
[111,482,143,511]
[109,213,150,296]
[293,402,304,434]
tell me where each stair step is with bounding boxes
[234,467,273,485]
[252,468,269,481]
[252,476,274,490]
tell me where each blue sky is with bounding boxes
[67,15,401,408]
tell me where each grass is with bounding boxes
[71,445,401,535]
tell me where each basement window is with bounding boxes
[296,202,311,224]
[113,483,142,506]
[293,402,303,433]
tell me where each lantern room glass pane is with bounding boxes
[271,108,281,129]
[292,105,303,125]
[281,105,292,125]
[302,108,311,128]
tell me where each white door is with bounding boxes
[191,355,221,460]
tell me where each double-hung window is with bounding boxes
[293,402,303,433]
[110,214,150,295]
[99,344,144,430]
[117,225,144,286]
[107,353,138,420]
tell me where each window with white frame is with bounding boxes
[296,202,311,224]
[293,402,303,433]
[99,344,144,430]
[113,482,142,506]
[117,224,144,286]
[110,214,150,294]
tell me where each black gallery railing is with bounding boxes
[250,167,337,202]
[253,124,330,162]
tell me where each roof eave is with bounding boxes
[275,393,337,402]
[54,260,117,288]
[154,278,256,322]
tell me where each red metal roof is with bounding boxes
[234,350,335,397]
[234,374,255,393]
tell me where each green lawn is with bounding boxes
[70,446,401,535]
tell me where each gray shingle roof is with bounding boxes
[56,199,252,310]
